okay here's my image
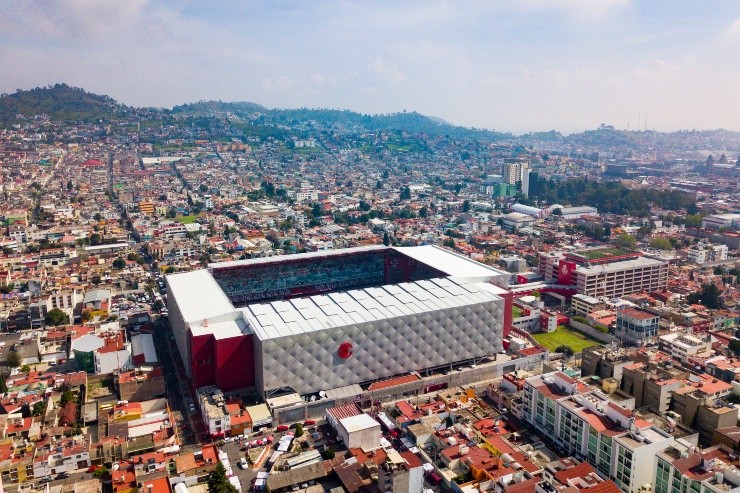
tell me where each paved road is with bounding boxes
[151,316,197,445]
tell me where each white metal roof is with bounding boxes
[166,269,235,323]
[339,413,380,433]
[394,245,507,281]
[131,333,158,363]
[241,278,502,341]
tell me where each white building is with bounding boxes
[701,213,740,231]
[687,241,728,264]
[197,386,231,438]
[658,332,712,363]
[337,413,381,451]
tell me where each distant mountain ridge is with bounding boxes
[0,84,125,124]
[1,85,738,151]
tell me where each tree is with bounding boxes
[462,200,470,212]
[208,462,238,493]
[552,207,562,216]
[164,266,176,274]
[555,345,574,358]
[0,373,7,393]
[295,423,304,438]
[729,339,740,356]
[383,232,390,246]
[32,401,47,417]
[92,466,110,480]
[649,237,672,250]
[399,187,411,200]
[615,234,637,250]
[60,390,76,406]
[45,308,70,327]
[603,224,611,238]
[419,206,428,218]
[112,257,126,270]
[20,365,30,373]
[687,283,723,309]
[6,351,21,368]
[443,237,455,248]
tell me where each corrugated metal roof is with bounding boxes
[242,280,503,341]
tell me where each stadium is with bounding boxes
[166,245,512,398]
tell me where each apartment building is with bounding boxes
[654,445,740,493]
[687,241,728,264]
[616,307,660,345]
[521,371,674,493]
[658,333,712,363]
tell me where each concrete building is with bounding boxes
[580,346,634,381]
[197,386,230,438]
[501,212,535,233]
[571,294,606,317]
[671,377,737,444]
[540,249,668,298]
[377,450,424,493]
[336,413,381,451]
[502,159,531,187]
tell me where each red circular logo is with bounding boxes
[338,342,353,359]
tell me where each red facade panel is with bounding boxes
[215,334,255,391]
[189,333,216,389]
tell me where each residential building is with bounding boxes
[521,371,674,492]
[616,307,660,345]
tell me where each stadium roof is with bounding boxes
[240,277,503,341]
[166,269,234,323]
[394,245,507,281]
[208,244,386,270]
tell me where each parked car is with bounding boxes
[303,419,316,426]
[38,476,53,484]
[56,472,70,480]
[276,425,290,432]
[239,457,248,469]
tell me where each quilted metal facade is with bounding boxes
[254,299,504,396]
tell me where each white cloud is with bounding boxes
[727,18,740,40]
[367,57,407,83]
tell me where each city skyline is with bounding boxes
[1,0,738,133]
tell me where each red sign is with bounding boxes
[338,342,353,359]
[557,260,578,285]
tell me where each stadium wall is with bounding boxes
[255,300,505,396]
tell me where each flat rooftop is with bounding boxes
[576,256,666,276]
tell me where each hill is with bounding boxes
[171,100,266,116]
[0,84,123,124]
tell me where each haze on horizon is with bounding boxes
[0,0,738,134]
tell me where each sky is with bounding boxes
[0,0,738,133]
